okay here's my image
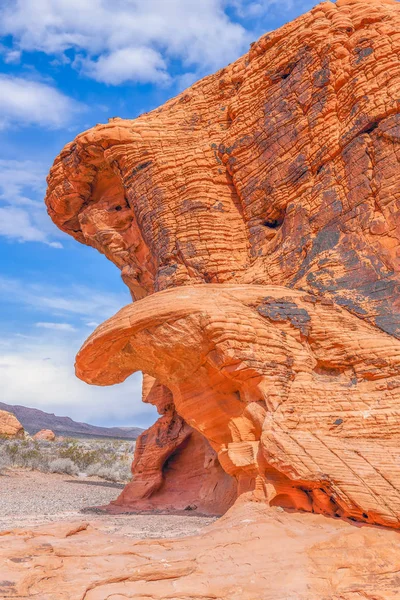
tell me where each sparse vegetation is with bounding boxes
[0,437,134,483]
[48,457,78,476]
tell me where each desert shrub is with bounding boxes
[86,462,131,483]
[4,442,20,460]
[48,458,78,476]
[59,445,109,469]
[114,463,132,483]
[17,449,49,471]
[0,450,11,474]
[0,437,134,481]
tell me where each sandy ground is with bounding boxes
[0,468,217,538]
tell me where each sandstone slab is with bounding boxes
[2,501,400,599]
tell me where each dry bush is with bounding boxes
[86,462,132,482]
[0,437,134,482]
[0,451,11,474]
[48,458,78,476]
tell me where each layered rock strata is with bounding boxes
[111,375,236,514]
[3,502,400,600]
[45,0,400,528]
[77,283,400,528]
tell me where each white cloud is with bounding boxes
[35,322,77,332]
[85,321,100,328]
[176,72,199,93]
[3,48,21,64]
[0,206,49,244]
[82,46,170,86]
[0,75,84,130]
[0,0,250,85]
[0,159,45,197]
[0,277,152,426]
[0,276,130,321]
[0,159,65,247]
[0,332,155,427]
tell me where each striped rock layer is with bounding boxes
[46,0,400,529]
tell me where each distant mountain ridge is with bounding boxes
[0,402,143,440]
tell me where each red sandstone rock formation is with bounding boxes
[76,283,400,528]
[27,0,400,596]
[46,0,400,339]
[0,410,24,439]
[110,375,236,514]
[33,429,56,441]
[46,0,400,525]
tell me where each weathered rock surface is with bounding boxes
[77,283,400,528]
[0,410,24,439]
[47,0,400,525]
[34,0,400,596]
[46,0,400,518]
[46,0,400,336]
[110,376,236,514]
[32,429,56,441]
[3,501,400,599]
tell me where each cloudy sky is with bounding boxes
[0,0,320,428]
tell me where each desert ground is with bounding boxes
[0,469,216,539]
[0,438,217,539]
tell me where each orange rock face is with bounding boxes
[4,501,400,600]
[0,410,24,439]
[110,375,236,514]
[39,0,400,592]
[77,283,400,528]
[46,0,400,333]
[33,429,56,441]
[47,0,400,527]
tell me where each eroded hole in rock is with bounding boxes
[270,488,313,513]
[131,160,153,177]
[263,217,283,229]
[161,435,193,478]
[270,493,296,509]
[262,208,285,230]
[271,61,298,82]
[314,364,344,378]
[361,121,379,135]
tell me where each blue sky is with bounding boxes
[0,0,321,427]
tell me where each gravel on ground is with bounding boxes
[0,468,217,538]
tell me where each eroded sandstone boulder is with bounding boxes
[110,375,236,514]
[4,0,400,597]
[0,410,24,439]
[33,429,56,441]
[76,283,400,528]
[45,0,400,530]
